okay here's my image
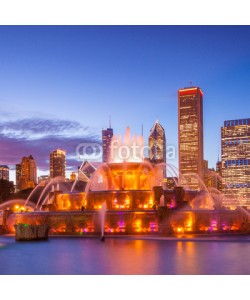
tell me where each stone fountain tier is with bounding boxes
[3,209,249,236]
[14,223,50,241]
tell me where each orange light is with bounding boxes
[179,87,203,97]
[179,88,198,92]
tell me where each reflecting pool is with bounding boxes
[0,236,249,275]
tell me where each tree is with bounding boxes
[0,179,15,203]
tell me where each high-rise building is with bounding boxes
[0,165,9,181]
[38,175,50,183]
[102,127,113,163]
[70,172,77,181]
[148,119,166,164]
[50,149,66,179]
[16,164,21,186]
[178,86,204,190]
[216,160,222,191]
[18,155,37,190]
[221,118,250,208]
[203,160,218,189]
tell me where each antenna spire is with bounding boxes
[141,124,144,136]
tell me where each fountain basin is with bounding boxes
[1,209,248,236]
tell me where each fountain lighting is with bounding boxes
[2,127,248,237]
[109,127,144,163]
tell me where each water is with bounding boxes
[0,236,249,275]
[100,202,107,237]
[0,199,35,211]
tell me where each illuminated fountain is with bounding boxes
[0,199,35,212]
[0,127,249,236]
[85,127,163,211]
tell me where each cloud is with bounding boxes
[0,117,91,139]
[0,117,101,172]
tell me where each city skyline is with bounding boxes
[1,26,250,182]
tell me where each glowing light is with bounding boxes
[125,197,130,205]
[136,220,141,227]
[15,205,19,209]
[177,227,183,233]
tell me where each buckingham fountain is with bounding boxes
[0,127,250,237]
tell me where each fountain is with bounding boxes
[35,176,65,210]
[24,179,48,209]
[100,202,107,241]
[0,199,35,212]
[1,127,249,236]
[70,160,92,193]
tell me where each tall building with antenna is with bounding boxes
[178,86,204,190]
[102,117,113,163]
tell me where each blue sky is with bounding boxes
[0,26,250,182]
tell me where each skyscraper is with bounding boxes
[102,127,113,163]
[0,165,9,181]
[18,155,37,190]
[178,87,204,190]
[148,119,166,164]
[50,149,66,179]
[221,118,250,208]
[216,160,222,191]
[16,163,21,187]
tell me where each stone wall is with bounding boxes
[14,223,50,241]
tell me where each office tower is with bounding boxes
[102,127,113,163]
[203,160,218,189]
[221,118,250,208]
[70,172,76,181]
[16,164,21,186]
[0,165,9,181]
[50,149,66,179]
[216,160,222,191]
[38,175,50,183]
[149,119,166,164]
[18,155,37,190]
[178,86,204,190]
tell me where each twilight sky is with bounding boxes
[0,25,250,182]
